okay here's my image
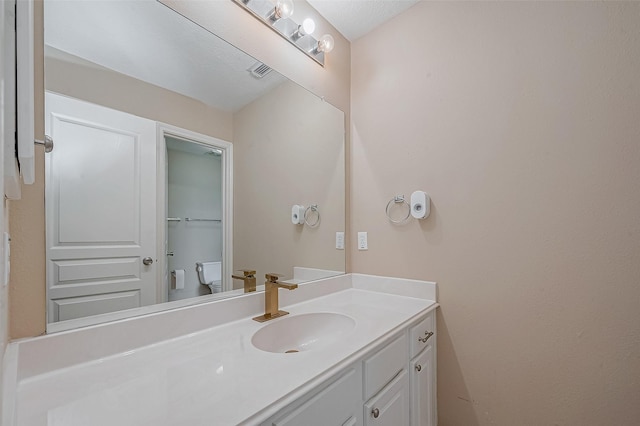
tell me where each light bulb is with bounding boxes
[316,34,335,53]
[270,0,294,21]
[292,18,315,40]
[300,18,315,36]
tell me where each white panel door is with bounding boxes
[45,92,158,323]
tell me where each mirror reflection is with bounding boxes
[43,0,345,331]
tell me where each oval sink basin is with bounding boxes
[251,312,356,354]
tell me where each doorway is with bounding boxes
[156,124,233,304]
[164,136,223,302]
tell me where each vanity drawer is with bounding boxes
[410,313,435,358]
[364,334,407,400]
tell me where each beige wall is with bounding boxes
[9,147,46,339]
[0,199,6,415]
[233,81,345,283]
[9,0,46,339]
[46,56,234,140]
[351,2,640,425]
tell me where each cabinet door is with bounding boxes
[364,370,409,426]
[410,345,435,426]
[272,367,361,426]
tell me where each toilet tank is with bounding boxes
[196,261,222,285]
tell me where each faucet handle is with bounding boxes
[265,273,284,282]
[236,269,256,277]
[232,269,257,294]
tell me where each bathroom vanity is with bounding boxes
[257,306,437,426]
[2,274,437,426]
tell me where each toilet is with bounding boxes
[195,261,222,293]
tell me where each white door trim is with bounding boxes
[156,123,233,299]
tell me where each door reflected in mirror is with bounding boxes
[43,0,345,332]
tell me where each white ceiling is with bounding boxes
[44,0,288,112]
[306,0,420,41]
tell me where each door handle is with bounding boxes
[143,257,154,265]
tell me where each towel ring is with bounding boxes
[304,204,320,227]
[386,195,411,224]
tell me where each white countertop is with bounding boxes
[5,274,437,426]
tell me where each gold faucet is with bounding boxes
[231,269,257,293]
[252,273,298,322]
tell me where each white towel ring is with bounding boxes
[304,204,320,227]
[386,195,411,224]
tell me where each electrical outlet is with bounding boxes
[336,232,345,250]
[357,232,368,250]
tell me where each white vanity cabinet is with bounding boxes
[264,310,437,426]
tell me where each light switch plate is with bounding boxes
[358,232,368,250]
[336,232,344,250]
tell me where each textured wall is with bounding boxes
[351,2,640,425]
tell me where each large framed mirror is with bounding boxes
[43,0,345,332]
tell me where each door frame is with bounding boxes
[156,123,233,302]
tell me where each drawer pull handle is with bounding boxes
[418,331,434,343]
[372,408,380,418]
[415,364,422,372]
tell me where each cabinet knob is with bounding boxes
[372,408,380,418]
[415,364,422,372]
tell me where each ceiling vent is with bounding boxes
[248,62,273,79]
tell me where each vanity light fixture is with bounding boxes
[232,0,333,66]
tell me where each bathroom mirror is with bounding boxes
[43,0,345,332]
